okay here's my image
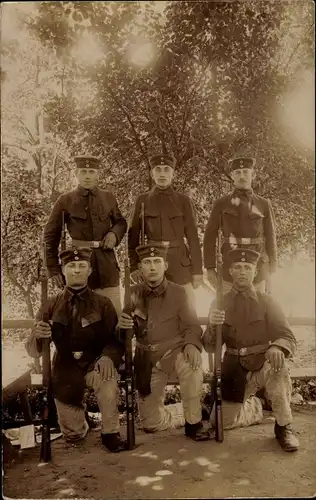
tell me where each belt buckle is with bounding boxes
[161,241,169,246]
[91,241,100,248]
[241,238,251,245]
[149,344,157,352]
[73,351,83,360]
[239,347,247,356]
[228,237,237,244]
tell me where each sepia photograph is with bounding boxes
[1,1,315,499]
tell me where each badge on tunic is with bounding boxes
[73,351,83,360]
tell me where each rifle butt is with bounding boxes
[40,407,52,463]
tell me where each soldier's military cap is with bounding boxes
[228,156,256,171]
[60,247,92,267]
[226,248,260,267]
[136,243,169,261]
[149,154,176,169]
[74,155,101,169]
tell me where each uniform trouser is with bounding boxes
[138,351,203,432]
[222,280,266,295]
[210,360,292,430]
[94,286,122,315]
[54,369,120,442]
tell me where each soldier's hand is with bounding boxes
[183,344,201,370]
[118,312,134,330]
[209,308,225,325]
[33,321,52,340]
[130,269,143,284]
[49,273,64,289]
[192,274,203,289]
[207,269,217,290]
[102,232,117,250]
[95,356,116,381]
[265,346,285,372]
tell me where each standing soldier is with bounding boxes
[203,154,277,294]
[128,154,203,307]
[44,155,127,314]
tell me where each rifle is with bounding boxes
[214,216,224,442]
[61,210,66,251]
[39,242,52,463]
[140,202,145,245]
[123,240,136,450]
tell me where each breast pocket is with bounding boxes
[145,210,159,235]
[69,207,87,221]
[168,211,185,238]
[222,208,238,234]
[249,210,265,235]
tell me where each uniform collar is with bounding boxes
[77,185,98,197]
[229,284,258,302]
[232,188,253,199]
[152,185,174,196]
[143,277,168,297]
[63,285,89,302]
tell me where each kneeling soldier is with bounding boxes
[25,248,127,453]
[118,243,211,441]
[203,248,299,452]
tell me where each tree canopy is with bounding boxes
[1,0,314,317]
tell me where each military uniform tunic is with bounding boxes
[44,186,127,288]
[123,278,204,431]
[26,286,124,407]
[128,186,202,285]
[203,286,296,403]
[203,189,277,283]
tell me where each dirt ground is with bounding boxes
[3,406,316,500]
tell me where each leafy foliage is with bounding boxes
[1,1,314,316]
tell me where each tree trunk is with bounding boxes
[24,293,34,319]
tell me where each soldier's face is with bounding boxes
[231,168,254,189]
[62,260,92,288]
[76,168,99,189]
[229,262,257,288]
[151,165,174,188]
[139,257,168,285]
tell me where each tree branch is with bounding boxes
[105,87,151,171]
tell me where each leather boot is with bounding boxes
[274,423,300,452]
[185,421,211,441]
[101,433,127,453]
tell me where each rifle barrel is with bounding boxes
[40,243,52,463]
[123,246,136,450]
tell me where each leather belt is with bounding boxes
[136,339,178,352]
[226,343,270,356]
[72,239,102,249]
[147,239,181,249]
[223,237,265,245]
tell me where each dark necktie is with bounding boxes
[86,191,94,240]
[234,292,249,329]
[71,296,80,331]
[235,190,252,229]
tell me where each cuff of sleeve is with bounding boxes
[184,337,202,352]
[25,335,42,358]
[106,230,119,246]
[101,348,124,369]
[201,326,216,353]
[270,338,295,357]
